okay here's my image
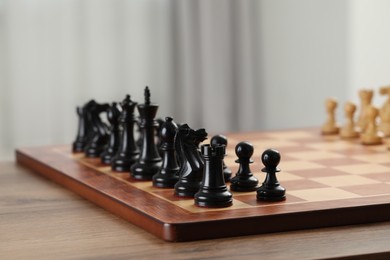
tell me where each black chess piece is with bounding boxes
[136,117,143,149]
[72,100,96,152]
[130,87,162,180]
[84,102,110,157]
[152,117,180,188]
[210,135,232,182]
[195,144,233,208]
[230,142,259,192]
[256,148,286,201]
[156,118,165,157]
[174,124,207,197]
[101,102,121,165]
[111,95,139,172]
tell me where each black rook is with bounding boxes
[195,144,233,208]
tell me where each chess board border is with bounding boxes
[15,129,390,242]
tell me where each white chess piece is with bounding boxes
[340,102,359,139]
[379,86,390,136]
[357,89,373,131]
[361,105,382,145]
[321,98,339,135]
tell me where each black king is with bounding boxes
[130,87,162,180]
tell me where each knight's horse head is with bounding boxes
[175,124,208,163]
[174,124,208,180]
[192,128,208,147]
[176,124,207,148]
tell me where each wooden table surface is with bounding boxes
[1,161,390,260]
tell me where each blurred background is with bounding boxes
[1,0,390,160]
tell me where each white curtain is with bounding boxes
[348,0,390,106]
[0,0,264,160]
[0,0,354,160]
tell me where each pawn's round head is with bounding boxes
[235,141,254,159]
[211,134,228,146]
[344,102,356,115]
[325,98,338,111]
[261,149,281,168]
[159,117,178,142]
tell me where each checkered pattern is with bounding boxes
[231,130,390,204]
[72,129,390,213]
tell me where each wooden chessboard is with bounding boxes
[15,128,390,242]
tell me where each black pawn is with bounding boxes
[130,87,162,180]
[111,95,139,172]
[72,100,95,153]
[101,102,121,165]
[210,135,232,182]
[195,144,232,208]
[84,102,110,157]
[256,149,286,201]
[152,117,180,188]
[230,142,259,192]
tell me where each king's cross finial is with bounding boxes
[144,86,151,105]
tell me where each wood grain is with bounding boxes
[1,161,390,259]
[14,136,390,241]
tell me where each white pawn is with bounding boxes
[340,102,359,139]
[357,89,373,131]
[379,86,390,136]
[361,105,382,145]
[321,98,339,135]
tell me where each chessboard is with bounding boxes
[16,128,390,242]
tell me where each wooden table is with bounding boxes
[1,161,390,259]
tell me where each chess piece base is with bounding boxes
[230,176,259,192]
[72,141,86,153]
[256,185,286,201]
[321,126,340,135]
[153,172,179,188]
[101,154,113,165]
[361,134,383,145]
[112,154,139,172]
[101,148,116,165]
[130,161,162,180]
[85,146,104,158]
[340,128,359,139]
[194,187,233,208]
[174,180,201,198]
